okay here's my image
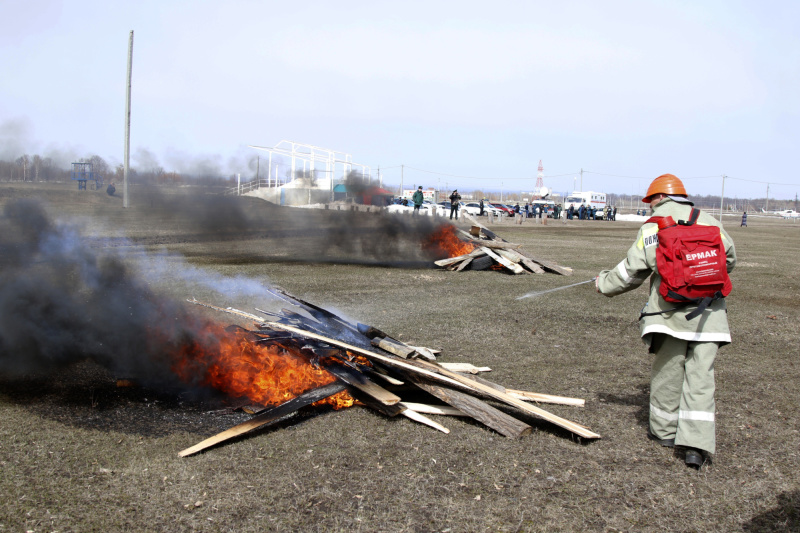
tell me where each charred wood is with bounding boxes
[371,337,416,359]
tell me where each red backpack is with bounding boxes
[642,208,732,320]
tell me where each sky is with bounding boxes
[1,0,798,199]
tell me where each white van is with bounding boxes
[564,191,606,219]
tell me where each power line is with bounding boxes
[726,175,799,187]
[584,171,723,180]
[396,165,578,181]
[583,170,649,179]
[380,165,800,188]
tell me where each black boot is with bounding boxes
[684,448,704,468]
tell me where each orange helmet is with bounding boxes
[642,173,687,203]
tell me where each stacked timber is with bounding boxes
[179,290,597,456]
[433,214,573,276]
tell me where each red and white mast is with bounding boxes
[535,160,544,197]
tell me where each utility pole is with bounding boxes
[766,183,770,212]
[400,164,404,197]
[580,168,583,192]
[256,156,260,188]
[123,30,134,208]
[718,175,726,225]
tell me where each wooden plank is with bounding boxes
[399,402,466,416]
[408,377,532,439]
[519,258,546,274]
[434,248,483,267]
[330,358,406,386]
[371,337,415,358]
[455,257,473,272]
[401,409,450,434]
[467,239,522,250]
[186,299,266,322]
[266,322,600,439]
[434,254,470,267]
[496,249,545,274]
[481,247,524,274]
[438,362,492,374]
[320,367,446,433]
[507,389,585,407]
[363,367,405,386]
[413,360,600,439]
[451,373,582,405]
[356,323,389,339]
[320,360,401,406]
[178,382,346,457]
[265,322,472,389]
[371,336,439,361]
[267,287,358,331]
[406,345,438,362]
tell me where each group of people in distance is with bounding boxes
[509,202,556,219]
[565,203,618,220]
[412,188,626,222]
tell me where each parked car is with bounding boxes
[387,200,440,215]
[461,202,483,216]
[385,202,412,214]
[462,202,500,216]
[490,203,514,216]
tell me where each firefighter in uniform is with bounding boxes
[595,174,736,468]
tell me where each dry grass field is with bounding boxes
[0,182,798,532]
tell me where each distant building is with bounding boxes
[402,188,436,200]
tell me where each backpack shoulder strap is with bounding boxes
[679,208,701,226]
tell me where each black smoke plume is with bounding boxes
[343,170,380,196]
[129,187,449,264]
[0,193,456,383]
[0,199,216,383]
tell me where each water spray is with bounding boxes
[516,277,597,300]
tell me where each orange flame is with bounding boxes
[424,225,476,259]
[170,324,354,409]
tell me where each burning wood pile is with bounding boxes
[178,288,599,457]
[430,215,573,275]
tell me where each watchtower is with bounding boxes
[71,162,103,190]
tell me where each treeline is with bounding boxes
[0,154,235,187]
[607,193,794,212]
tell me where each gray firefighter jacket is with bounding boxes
[597,197,736,346]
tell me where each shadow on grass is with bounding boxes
[743,489,800,532]
[185,253,436,269]
[597,382,650,427]
[0,360,332,440]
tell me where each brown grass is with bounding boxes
[1,182,799,532]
